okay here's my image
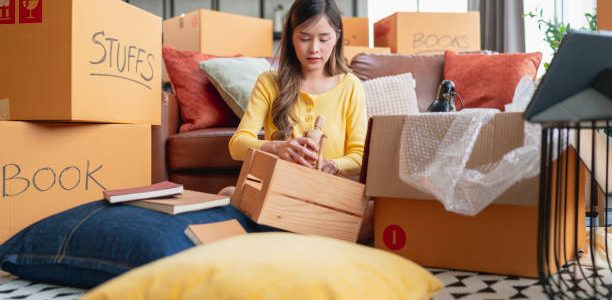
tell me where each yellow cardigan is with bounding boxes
[228,71,367,176]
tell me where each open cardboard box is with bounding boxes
[363,113,586,278]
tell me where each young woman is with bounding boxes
[228,0,367,177]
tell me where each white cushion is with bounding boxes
[363,73,419,117]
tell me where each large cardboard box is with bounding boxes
[364,113,585,277]
[344,46,391,63]
[162,9,273,83]
[0,0,162,124]
[577,129,612,192]
[0,121,151,243]
[374,12,480,54]
[163,9,273,58]
[342,17,369,47]
[231,149,366,242]
[599,0,612,30]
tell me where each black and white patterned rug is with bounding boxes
[0,272,84,300]
[0,269,550,300]
[429,269,545,299]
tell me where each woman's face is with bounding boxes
[292,15,338,74]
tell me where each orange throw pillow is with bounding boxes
[163,46,239,132]
[443,51,542,111]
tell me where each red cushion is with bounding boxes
[443,51,542,111]
[162,46,239,132]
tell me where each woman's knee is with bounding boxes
[218,186,236,197]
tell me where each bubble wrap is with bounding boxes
[398,109,543,216]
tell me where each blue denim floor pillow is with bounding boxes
[0,200,269,289]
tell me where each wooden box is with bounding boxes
[231,149,366,242]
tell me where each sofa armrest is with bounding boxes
[152,92,180,183]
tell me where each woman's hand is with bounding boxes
[262,138,319,168]
[319,159,339,175]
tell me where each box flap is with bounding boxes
[365,112,539,206]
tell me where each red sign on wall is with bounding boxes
[0,0,16,25]
[382,224,407,251]
[19,0,42,24]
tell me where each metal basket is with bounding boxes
[538,122,612,299]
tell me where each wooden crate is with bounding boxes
[231,149,366,242]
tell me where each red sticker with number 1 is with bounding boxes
[382,224,406,250]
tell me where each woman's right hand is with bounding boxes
[262,138,319,168]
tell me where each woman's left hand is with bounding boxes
[320,159,339,175]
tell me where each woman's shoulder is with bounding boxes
[257,70,278,85]
[342,72,362,85]
[341,72,363,90]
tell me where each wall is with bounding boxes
[128,0,368,19]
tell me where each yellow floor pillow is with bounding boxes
[83,232,441,300]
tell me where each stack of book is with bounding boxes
[103,181,230,215]
[104,181,246,245]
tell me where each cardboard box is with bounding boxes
[577,129,612,192]
[344,46,391,63]
[342,17,369,47]
[573,128,612,226]
[0,121,151,243]
[163,9,273,58]
[231,149,366,242]
[364,114,585,277]
[374,12,480,54]
[0,0,162,124]
[599,0,612,30]
[162,9,272,83]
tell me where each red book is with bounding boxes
[103,181,183,204]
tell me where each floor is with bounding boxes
[0,269,548,300]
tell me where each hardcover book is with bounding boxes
[184,219,246,245]
[127,190,230,215]
[103,181,184,204]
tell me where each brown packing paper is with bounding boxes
[374,12,480,54]
[599,0,612,30]
[0,0,162,124]
[0,121,151,243]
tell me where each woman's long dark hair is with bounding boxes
[271,0,350,140]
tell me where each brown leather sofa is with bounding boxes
[151,52,448,192]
